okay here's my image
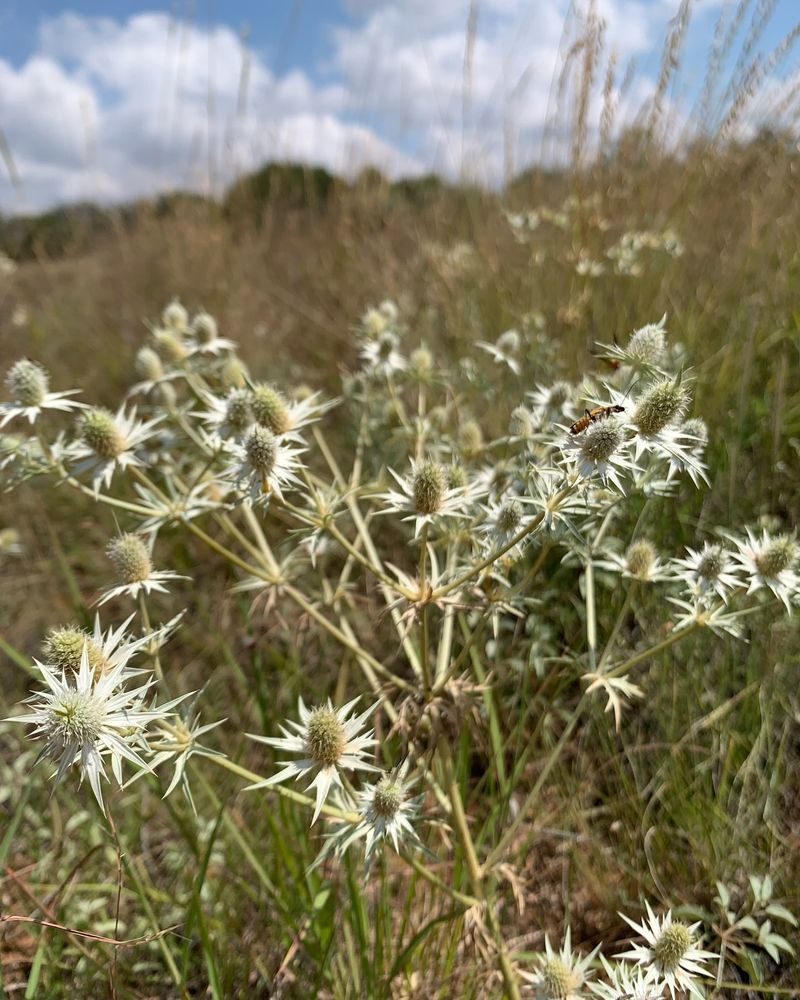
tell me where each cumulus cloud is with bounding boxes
[0,1,747,213]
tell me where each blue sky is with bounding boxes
[0,1,797,213]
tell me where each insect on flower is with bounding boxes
[569,403,626,435]
[569,376,642,435]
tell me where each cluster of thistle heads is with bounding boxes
[1,295,798,996]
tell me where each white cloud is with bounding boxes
[0,2,734,213]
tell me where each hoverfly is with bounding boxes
[569,403,625,435]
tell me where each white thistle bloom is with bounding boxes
[187,311,236,355]
[98,533,188,605]
[324,759,424,866]
[618,902,717,999]
[730,527,798,613]
[1,359,85,428]
[247,697,378,823]
[378,457,470,537]
[71,405,161,493]
[561,415,637,492]
[588,957,662,1000]
[194,387,254,438]
[668,596,746,639]
[599,315,668,370]
[250,382,337,437]
[597,540,670,583]
[360,330,407,376]
[477,329,522,374]
[224,424,305,506]
[162,298,189,334]
[520,927,599,998]
[42,611,180,680]
[670,543,740,605]
[8,645,181,813]
[479,494,534,551]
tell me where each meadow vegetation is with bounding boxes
[1,4,800,998]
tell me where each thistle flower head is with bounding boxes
[225,389,254,433]
[134,346,164,383]
[162,298,188,333]
[412,460,446,514]
[446,464,467,489]
[581,416,625,462]
[681,417,707,446]
[247,697,377,823]
[191,310,218,344]
[409,345,433,377]
[78,407,127,458]
[43,626,106,677]
[539,956,583,999]
[220,356,249,389]
[509,404,534,438]
[496,498,523,536]
[755,533,797,578]
[152,328,188,363]
[732,526,799,612]
[459,420,484,458]
[627,321,667,364]
[107,534,152,585]
[696,544,725,581]
[251,383,291,435]
[6,359,48,406]
[244,425,278,476]
[305,706,347,766]
[633,378,689,436]
[618,902,717,999]
[626,540,657,579]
